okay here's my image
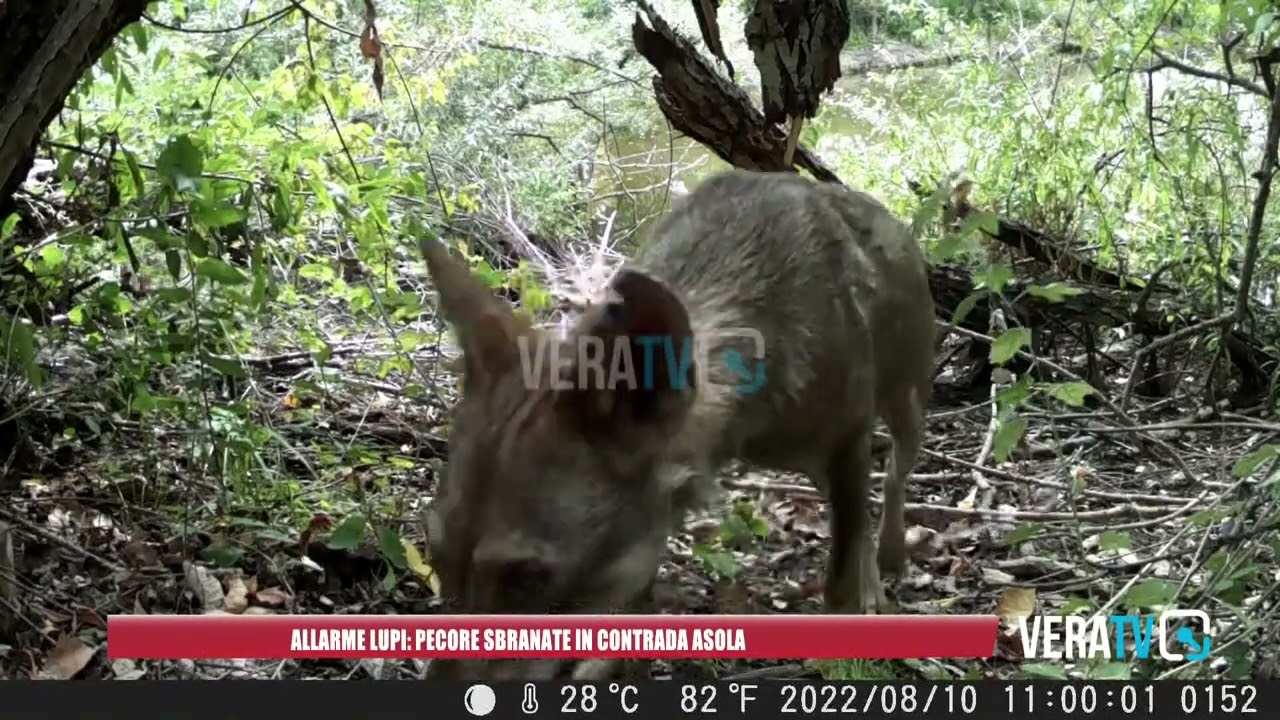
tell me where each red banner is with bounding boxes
[107,614,998,660]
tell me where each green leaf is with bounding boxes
[254,528,295,544]
[156,134,203,193]
[692,543,738,579]
[1060,596,1094,615]
[992,416,1027,462]
[1256,11,1276,39]
[1,213,19,241]
[1005,521,1043,546]
[201,353,247,378]
[1220,641,1254,680]
[929,233,966,263]
[127,23,150,55]
[1045,381,1095,407]
[192,199,247,229]
[196,257,248,285]
[1203,548,1230,574]
[910,181,950,237]
[950,291,984,326]
[996,375,1033,408]
[202,541,244,568]
[1090,662,1131,680]
[719,513,753,545]
[0,314,42,388]
[1121,578,1178,610]
[298,263,337,282]
[155,287,191,303]
[165,249,183,281]
[975,263,1014,295]
[959,210,999,237]
[1020,663,1068,679]
[39,245,66,270]
[1098,530,1132,552]
[130,382,156,413]
[378,527,408,569]
[1232,444,1278,478]
[328,514,368,550]
[1028,281,1083,302]
[990,327,1032,364]
[1188,507,1233,525]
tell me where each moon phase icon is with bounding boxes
[464,684,496,717]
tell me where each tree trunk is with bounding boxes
[0,0,150,216]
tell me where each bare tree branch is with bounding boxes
[1148,47,1268,98]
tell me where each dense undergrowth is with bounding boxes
[1,0,1279,681]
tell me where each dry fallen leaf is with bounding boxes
[995,586,1037,626]
[903,525,935,557]
[37,636,97,680]
[253,586,290,608]
[183,561,223,612]
[995,627,1027,660]
[981,567,1017,586]
[358,0,384,96]
[300,513,333,551]
[122,540,160,569]
[359,24,382,59]
[74,606,108,630]
[402,540,441,596]
[712,578,752,614]
[223,575,249,614]
[946,557,972,576]
[111,659,146,680]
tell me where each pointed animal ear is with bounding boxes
[419,238,529,391]
[557,269,696,436]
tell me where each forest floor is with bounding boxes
[1,325,1273,680]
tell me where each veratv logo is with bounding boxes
[1018,611,1212,662]
[516,329,767,396]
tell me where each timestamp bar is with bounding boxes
[0,679,1269,720]
[489,680,1272,719]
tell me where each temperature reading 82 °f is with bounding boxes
[560,683,640,714]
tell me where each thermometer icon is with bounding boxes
[521,684,539,714]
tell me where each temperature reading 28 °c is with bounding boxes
[560,683,639,714]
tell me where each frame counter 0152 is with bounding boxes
[444,680,1272,720]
